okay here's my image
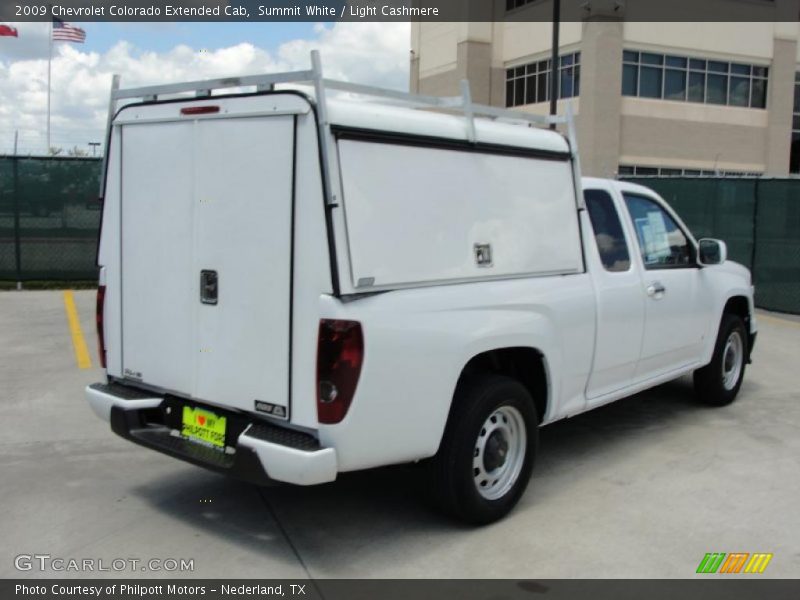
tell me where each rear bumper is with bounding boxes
[85,382,337,486]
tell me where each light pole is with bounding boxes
[550,0,561,130]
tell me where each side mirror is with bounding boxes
[698,238,727,266]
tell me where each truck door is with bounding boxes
[584,187,646,402]
[621,192,707,379]
[119,112,295,417]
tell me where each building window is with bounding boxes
[506,0,537,10]
[506,52,581,108]
[622,50,768,109]
[791,73,800,173]
[619,165,762,177]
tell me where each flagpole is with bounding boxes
[47,12,53,152]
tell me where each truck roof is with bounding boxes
[583,177,664,196]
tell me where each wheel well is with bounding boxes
[723,295,753,356]
[457,347,548,423]
[724,296,750,328]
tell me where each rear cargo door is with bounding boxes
[119,112,295,417]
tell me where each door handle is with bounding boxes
[647,281,666,299]
[200,270,218,305]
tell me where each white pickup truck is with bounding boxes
[86,55,756,524]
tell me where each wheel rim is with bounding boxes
[722,330,744,391]
[473,405,527,501]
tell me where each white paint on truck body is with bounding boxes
[92,91,755,483]
[115,109,296,415]
[337,139,582,290]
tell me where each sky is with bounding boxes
[0,21,411,154]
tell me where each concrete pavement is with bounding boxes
[0,290,798,578]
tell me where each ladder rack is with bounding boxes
[99,50,581,203]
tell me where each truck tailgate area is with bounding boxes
[114,106,296,417]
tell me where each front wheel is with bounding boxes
[428,375,538,524]
[694,313,748,406]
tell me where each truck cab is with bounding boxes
[581,177,756,407]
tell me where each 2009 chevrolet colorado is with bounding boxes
[86,54,755,524]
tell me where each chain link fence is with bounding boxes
[625,177,800,314]
[0,156,101,282]
[1,159,797,313]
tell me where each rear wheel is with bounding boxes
[429,374,538,524]
[694,313,748,406]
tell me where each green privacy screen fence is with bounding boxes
[0,156,101,282]
[0,157,798,313]
[625,177,800,314]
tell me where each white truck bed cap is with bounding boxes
[325,97,571,155]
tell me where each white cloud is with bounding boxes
[0,23,410,154]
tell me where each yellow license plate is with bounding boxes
[181,406,226,450]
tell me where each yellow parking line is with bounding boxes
[63,290,92,369]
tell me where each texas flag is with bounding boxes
[0,24,19,37]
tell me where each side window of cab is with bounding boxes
[623,193,695,269]
[584,189,631,272]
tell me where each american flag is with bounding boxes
[0,24,18,37]
[52,19,85,43]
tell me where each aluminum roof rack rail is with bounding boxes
[99,50,580,202]
[316,78,571,129]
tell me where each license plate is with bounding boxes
[181,406,226,450]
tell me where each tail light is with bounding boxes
[316,319,364,424]
[96,284,107,368]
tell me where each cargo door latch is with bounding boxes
[474,243,493,267]
[200,270,218,305]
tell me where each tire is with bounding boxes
[694,313,748,406]
[428,374,538,524]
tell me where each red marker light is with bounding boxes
[180,106,220,115]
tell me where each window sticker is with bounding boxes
[635,211,671,263]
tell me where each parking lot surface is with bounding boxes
[1,290,798,578]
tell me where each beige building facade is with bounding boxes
[410,6,800,177]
